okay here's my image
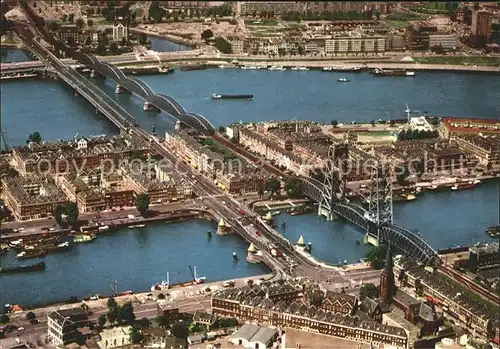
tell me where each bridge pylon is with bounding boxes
[364,162,393,246]
[318,142,349,221]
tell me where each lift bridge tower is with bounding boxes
[364,162,393,246]
[318,142,349,221]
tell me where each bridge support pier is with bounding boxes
[90,69,96,78]
[115,84,124,94]
[143,101,154,111]
[74,89,78,96]
[317,205,338,221]
[364,233,379,247]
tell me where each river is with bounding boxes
[1,56,499,307]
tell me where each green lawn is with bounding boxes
[415,56,500,67]
[200,138,236,160]
[384,20,409,28]
[245,20,278,26]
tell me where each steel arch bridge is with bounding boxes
[298,176,438,265]
[73,52,214,134]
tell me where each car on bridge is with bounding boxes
[256,231,262,236]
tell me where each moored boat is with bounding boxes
[240,65,260,70]
[151,266,206,291]
[16,250,47,260]
[291,66,309,71]
[337,77,350,82]
[128,224,146,228]
[372,68,415,76]
[73,234,97,243]
[268,65,286,71]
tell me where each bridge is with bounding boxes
[15,2,439,269]
[15,2,215,135]
[298,145,438,266]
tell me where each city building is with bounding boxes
[428,33,458,50]
[193,310,217,327]
[47,308,89,347]
[230,324,278,349]
[439,117,500,139]
[409,116,433,132]
[97,326,132,349]
[211,279,408,348]
[422,146,469,172]
[467,243,500,271]
[157,301,180,326]
[395,256,499,340]
[240,2,299,16]
[112,15,128,42]
[405,22,438,51]
[58,24,80,45]
[12,136,148,176]
[1,175,69,220]
[324,35,386,54]
[453,134,500,168]
[159,1,225,8]
[471,10,492,39]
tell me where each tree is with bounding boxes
[359,283,379,301]
[119,302,135,325]
[135,193,150,215]
[218,126,225,133]
[138,33,147,45]
[331,120,338,127]
[76,18,85,30]
[265,178,281,196]
[85,35,92,45]
[137,317,150,328]
[130,326,144,344]
[365,245,387,270]
[26,311,36,321]
[53,205,66,225]
[172,321,189,339]
[107,297,117,309]
[65,202,79,224]
[157,293,165,299]
[98,314,107,328]
[48,21,60,32]
[26,131,42,144]
[284,177,302,198]
[214,37,232,54]
[107,305,119,324]
[0,314,9,323]
[110,41,118,54]
[201,29,214,40]
[87,19,94,27]
[68,13,74,23]
[62,14,68,22]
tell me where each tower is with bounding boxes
[379,243,395,305]
[366,162,393,244]
[318,142,348,220]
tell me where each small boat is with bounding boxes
[291,66,309,71]
[98,225,109,232]
[429,184,438,190]
[271,211,281,216]
[372,68,415,76]
[73,234,97,243]
[128,224,146,229]
[218,64,231,69]
[337,77,350,82]
[56,241,71,250]
[486,226,500,238]
[16,250,47,260]
[451,185,458,191]
[323,67,333,71]
[406,194,416,201]
[473,179,481,185]
[241,65,259,70]
[268,65,286,71]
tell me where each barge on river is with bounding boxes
[151,266,206,291]
[0,261,46,274]
[211,94,253,100]
[372,68,415,76]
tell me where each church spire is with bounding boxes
[380,242,395,305]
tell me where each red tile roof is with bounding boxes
[441,117,500,135]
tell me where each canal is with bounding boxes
[1,63,499,307]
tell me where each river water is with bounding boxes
[1,48,499,306]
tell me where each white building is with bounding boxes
[112,20,128,42]
[409,116,433,132]
[97,326,132,349]
[230,324,278,349]
[47,308,88,347]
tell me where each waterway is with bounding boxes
[147,36,190,52]
[1,68,499,306]
[0,48,34,63]
[0,220,269,307]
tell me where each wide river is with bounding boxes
[1,48,499,307]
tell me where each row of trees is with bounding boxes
[53,202,79,226]
[26,131,42,144]
[398,129,439,141]
[261,177,302,199]
[98,297,147,343]
[147,2,232,23]
[214,37,233,54]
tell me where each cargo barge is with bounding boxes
[323,66,361,72]
[0,261,46,274]
[211,94,254,100]
[372,68,415,76]
[181,64,209,71]
[121,65,174,75]
[151,266,206,291]
[486,226,500,238]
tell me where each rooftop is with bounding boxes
[442,117,500,135]
[3,175,68,205]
